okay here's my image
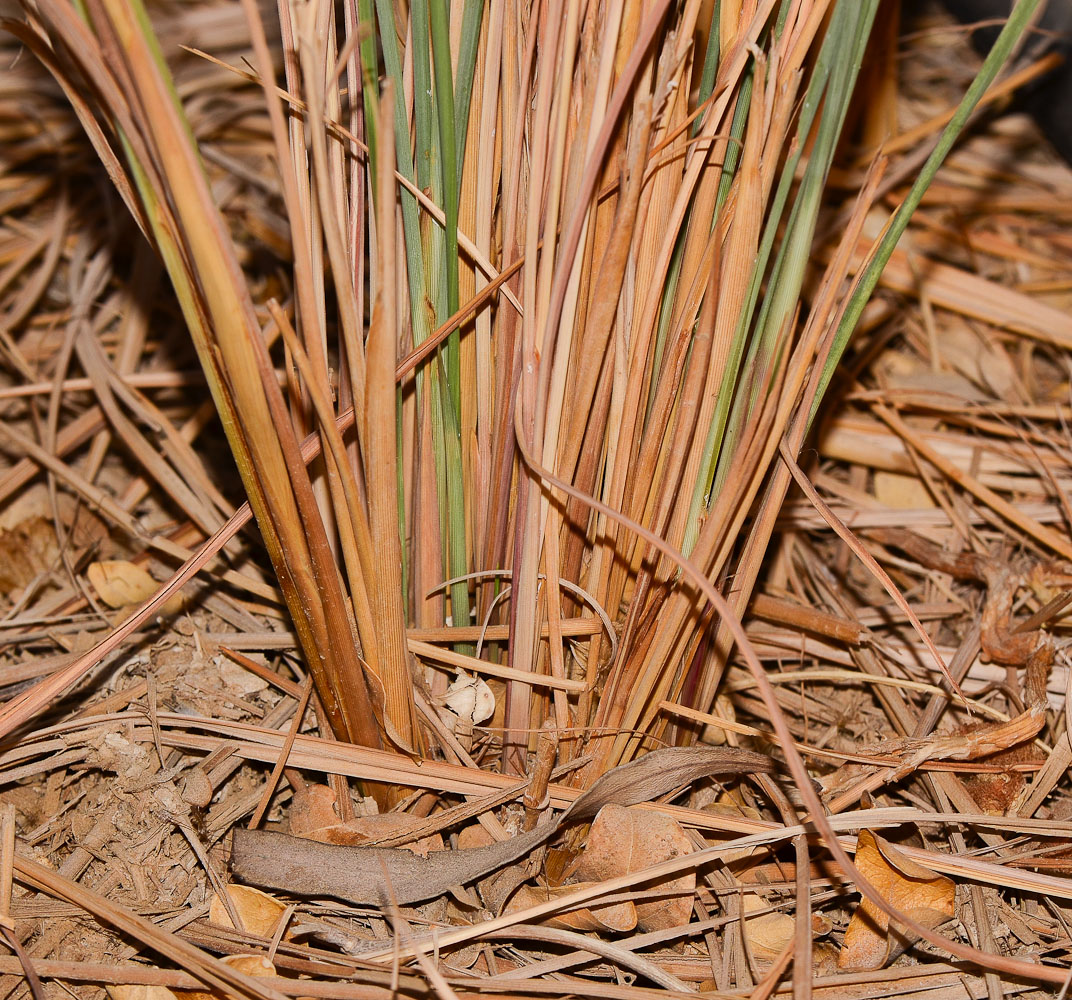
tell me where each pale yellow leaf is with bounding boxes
[106,987,177,1000]
[179,954,276,1000]
[741,894,795,960]
[88,559,183,615]
[209,884,287,938]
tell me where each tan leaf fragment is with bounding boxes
[87,559,183,615]
[573,803,694,932]
[741,894,795,960]
[290,785,444,852]
[288,783,346,838]
[0,516,58,597]
[208,884,288,938]
[224,956,275,976]
[701,789,764,864]
[505,881,637,932]
[838,829,955,971]
[739,895,833,964]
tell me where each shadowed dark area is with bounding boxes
[941,0,1072,162]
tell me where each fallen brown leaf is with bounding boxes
[288,782,443,851]
[0,516,57,597]
[739,895,833,964]
[573,803,693,932]
[287,782,343,837]
[106,987,177,1000]
[740,893,796,961]
[838,829,955,971]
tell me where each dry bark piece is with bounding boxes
[573,803,693,931]
[838,829,955,971]
[231,744,773,906]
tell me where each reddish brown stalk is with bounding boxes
[366,81,420,751]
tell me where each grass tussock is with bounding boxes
[2,0,1072,994]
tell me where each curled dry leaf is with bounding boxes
[700,789,764,864]
[573,803,693,932]
[445,671,495,724]
[208,884,288,938]
[813,940,840,977]
[458,823,529,913]
[88,559,183,616]
[697,694,736,747]
[738,895,833,964]
[505,881,637,932]
[958,724,1048,815]
[838,829,955,972]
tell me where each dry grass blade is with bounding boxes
[777,439,963,702]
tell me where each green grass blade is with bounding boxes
[810,0,1046,416]
[453,0,485,187]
